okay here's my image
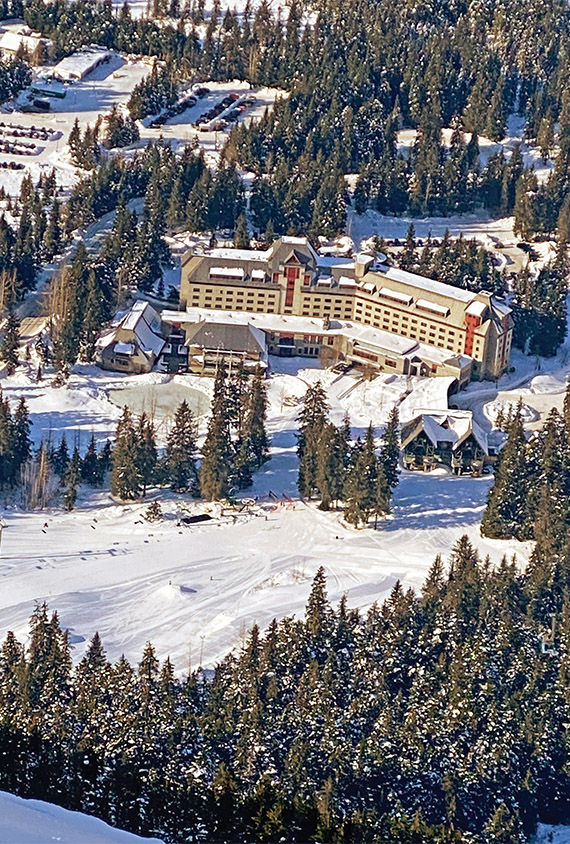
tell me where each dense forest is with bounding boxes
[11,0,570,235]
[1,540,569,843]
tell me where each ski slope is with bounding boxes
[0,347,546,672]
[0,466,531,672]
[0,791,164,844]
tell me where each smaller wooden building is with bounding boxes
[96,301,165,374]
[401,410,489,474]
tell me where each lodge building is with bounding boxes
[178,236,512,382]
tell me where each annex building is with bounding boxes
[179,236,512,381]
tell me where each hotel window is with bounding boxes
[385,358,397,368]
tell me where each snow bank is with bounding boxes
[535,824,570,844]
[0,790,164,843]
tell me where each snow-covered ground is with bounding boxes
[140,80,285,169]
[0,351,535,671]
[347,206,517,253]
[535,825,570,844]
[0,54,150,197]
[396,115,554,184]
[1,463,527,672]
[0,790,164,843]
[347,113,557,269]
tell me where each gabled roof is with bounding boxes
[186,321,266,355]
[96,300,164,360]
[401,410,488,454]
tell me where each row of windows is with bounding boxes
[186,283,493,363]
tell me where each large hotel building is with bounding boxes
[177,236,512,384]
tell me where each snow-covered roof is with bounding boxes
[95,329,117,351]
[0,30,49,53]
[251,269,266,279]
[165,307,430,358]
[114,341,135,356]
[416,298,450,317]
[134,318,164,357]
[466,300,488,318]
[375,264,476,304]
[121,299,151,331]
[338,276,357,287]
[53,46,111,80]
[379,286,413,305]
[404,410,488,453]
[348,326,418,356]
[101,300,164,359]
[208,247,271,262]
[316,255,354,269]
[209,266,245,279]
[281,235,310,246]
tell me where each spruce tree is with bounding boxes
[13,396,31,475]
[81,433,101,486]
[380,406,400,493]
[63,446,81,510]
[200,367,233,500]
[136,412,157,497]
[481,402,530,539]
[233,212,250,249]
[246,367,268,468]
[111,407,142,500]
[0,309,19,374]
[165,400,198,492]
[297,382,329,498]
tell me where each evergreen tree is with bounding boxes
[165,400,198,492]
[63,446,81,510]
[297,381,329,498]
[136,412,157,497]
[111,407,141,500]
[81,433,102,486]
[233,212,250,249]
[0,309,19,374]
[200,367,233,500]
[481,402,530,539]
[246,367,268,468]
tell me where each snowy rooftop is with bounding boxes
[466,300,488,318]
[121,300,155,331]
[53,46,111,80]
[416,298,450,317]
[316,255,355,269]
[406,409,488,452]
[0,30,50,52]
[375,264,476,304]
[207,247,271,262]
[379,286,413,305]
[163,307,465,363]
[209,266,245,278]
